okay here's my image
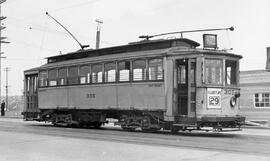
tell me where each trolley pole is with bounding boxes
[4,67,9,110]
[0,0,8,103]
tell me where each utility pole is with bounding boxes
[0,0,8,103]
[95,19,103,49]
[0,52,5,102]
[4,67,9,110]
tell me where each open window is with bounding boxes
[68,66,79,85]
[79,65,90,84]
[133,59,146,81]
[48,69,57,86]
[39,71,47,87]
[58,67,67,85]
[105,62,116,83]
[118,61,130,82]
[149,58,163,80]
[92,64,103,83]
[225,60,237,85]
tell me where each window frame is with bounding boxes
[148,58,164,81]
[79,64,91,84]
[254,93,270,108]
[58,67,68,86]
[225,60,237,86]
[104,61,116,83]
[68,66,79,85]
[38,70,48,87]
[48,68,58,87]
[132,59,147,82]
[118,60,131,82]
[37,56,166,88]
[91,63,104,84]
[204,58,223,86]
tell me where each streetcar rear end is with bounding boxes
[22,68,39,120]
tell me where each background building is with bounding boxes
[240,47,270,123]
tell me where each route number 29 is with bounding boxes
[209,96,220,106]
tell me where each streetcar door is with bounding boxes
[176,59,196,119]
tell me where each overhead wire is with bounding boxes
[5,0,117,59]
[7,16,116,47]
[5,58,45,62]
[8,38,59,53]
[8,17,72,36]
[39,15,49,59]
[47,0,100,13]
[19,0,100,21]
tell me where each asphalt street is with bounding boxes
[0,118,270,161]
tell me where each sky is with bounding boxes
[1,0,270,95]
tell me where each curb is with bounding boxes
[242,126,270,130]
[0,116,23,119]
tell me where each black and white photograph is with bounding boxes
[0,0,269,160]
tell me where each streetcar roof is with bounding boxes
[24,67,39,75]
[35,38,242,70]
[37,48,242,70]
[46,38,200,64]
[39,48,171,69]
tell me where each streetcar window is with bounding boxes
[39,71,47,87]
[33,76,37,92]
[105,62,116,83]
[58,67,67,85]
[133,59,146,81]
[26,76,30,92]
[79,65,90,84]
[149,58,163,80]
[178,65,186,84]
[118,61,130,82]
[225,60,237,85]
[92,64,103,83]
[48,69,57,86]
[205,59,223,85]
[68,66,79,85]
[190,62,196,86]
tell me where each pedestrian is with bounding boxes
[1,101,5,116]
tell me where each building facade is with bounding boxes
[240,47,270,122]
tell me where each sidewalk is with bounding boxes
[243,120,270,130]
[0,117,24,123]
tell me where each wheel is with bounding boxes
[142,128,159,133]
[94,122,102,128]
[171,127,179,134]
[122,127,135,131]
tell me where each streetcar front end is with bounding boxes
[196,54,245,131]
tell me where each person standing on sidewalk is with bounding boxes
[1,101,5,116]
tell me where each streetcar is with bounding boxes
[23,30,245,132]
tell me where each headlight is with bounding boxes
[230,96,236,107]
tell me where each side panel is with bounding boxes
[68,85,114,109]
[38,82,165,111]
[38,88,68,109]
[196,87,240,119]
